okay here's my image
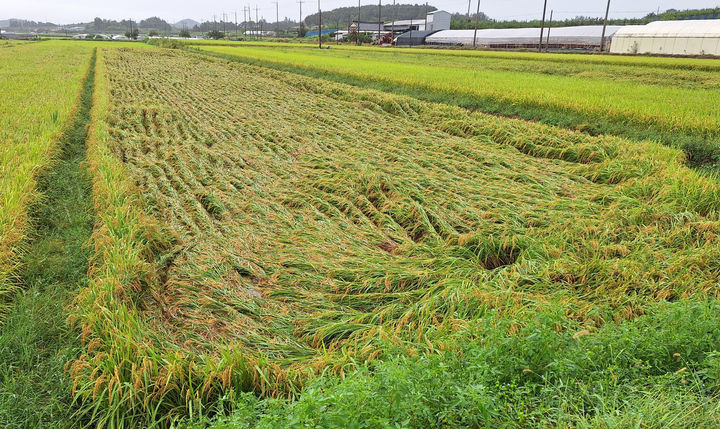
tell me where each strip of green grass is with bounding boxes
[191,300,720,428]
[0,50,95,428]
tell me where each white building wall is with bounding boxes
[610,19,720,56]
[428,11,451,32]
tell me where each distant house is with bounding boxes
[1,31,38,40]
[244,30,276,37]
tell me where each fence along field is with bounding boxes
[0,42,94,318]
[72,46,720,425]
[195,44,720,168]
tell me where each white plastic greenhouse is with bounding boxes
[425,25,622,49]
[610,20,720,56]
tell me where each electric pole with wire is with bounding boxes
[273,1,280,35]
[357,0,361,46]
[600,0,611,51]
[538,0,548,52]
[255,5,260,40]
[318,0,322,48]
[545,10,553,51]
[298,0,305,36]
[424,2,428,30]
[378,0,382,42]
[473,0,481,47]
[392,0,396,40]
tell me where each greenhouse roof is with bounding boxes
[614,19,720,38]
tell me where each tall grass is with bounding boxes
[71,47,720,426]
[0,41,94,320]
[0,49,96,428]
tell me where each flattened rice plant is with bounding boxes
[196,45,720,165]
[74,47,720,426]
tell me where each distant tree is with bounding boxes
[148,30,158,37]
[139,16,172,32]
[207,29,224,39]
[125,28,139,39]
[304,3,435,27]
[93,17,104,31]
[179,29,191,38]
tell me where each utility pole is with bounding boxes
[538,0,548,52]
[235,11,238,38]
[600,0,611,52]
[273,1,280,34]
[357,0,361,46]
[545,10,553,51]
[223,12,226,34]
[243,7,247,37]
[424,2,428,30]
[392,0,396,42]
[473,0,481,48]
[467,0,472,22]
[255,5,259,40]
[318,0,322,48]
[378,0,382,42]
[298,0,304,36]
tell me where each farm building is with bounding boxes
[385,10,451,32]
[395,30,439,46]
[425,25,622,49]
[610,19,720,56]
[304,28,340,38]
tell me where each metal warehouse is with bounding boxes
[610,20,720,56]
[425,25,622,49]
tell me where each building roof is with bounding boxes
[305,28,340,37]
[395,29,438,46]
[613,19,720,38]
[350,21,383,32]
[426,25,622,46]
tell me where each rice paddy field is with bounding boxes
[0,41,94,318]
[194,43,720,169]
[3,39,720,428]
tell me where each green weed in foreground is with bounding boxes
[0,50,95,428]
[191,300,720,428]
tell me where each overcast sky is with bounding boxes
[5,0,720,25]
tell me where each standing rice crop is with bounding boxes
[0,42,94,319]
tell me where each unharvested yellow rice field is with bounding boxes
[0,42,93,316]
[4,39,720,428]
[70,47,720,424]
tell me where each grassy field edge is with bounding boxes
[0,48,96,428]
[0,45,95,321]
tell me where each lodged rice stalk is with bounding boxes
[72,47,720,426]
